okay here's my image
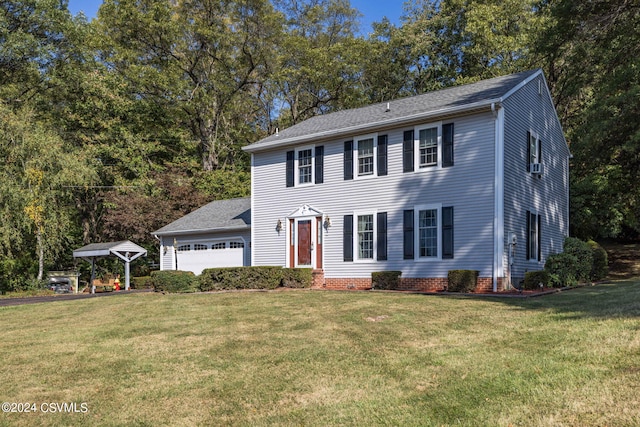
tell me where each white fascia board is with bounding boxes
[152,225,251,237]
[73,249,111,258]
[243,99,500,153]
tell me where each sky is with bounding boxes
[66,0,404,35]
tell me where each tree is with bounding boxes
[94,0,283,171]
[535,0,640,239]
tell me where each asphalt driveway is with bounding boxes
[0,289,151,307]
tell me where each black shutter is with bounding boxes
[443,123,454,167]
[525,210,531,260]
[403,130,414,172]
[286,150,295,187]
[377,135,388,176]
[403,209,414,259]
[537,213,542,261]
[442,206,454,259]
[343,215,353,262]
[344,141,353,180]
[526,131,531,172]
[315,146,324,184]
[377,212,387,261]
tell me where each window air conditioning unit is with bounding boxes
[530,163,543,175]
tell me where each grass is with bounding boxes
[1,281,639,426]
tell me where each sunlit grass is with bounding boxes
[1,281,639,426]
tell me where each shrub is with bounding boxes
[281,268,313,288]
[544,252,579,287]
[199,266,310,291]
[447,270,479,293]
[587,240,609,281]
[371,271,402,290]
[563,237,593,283]
[132,276,153,289]
[150,270,198,293]
[523,270,549,290]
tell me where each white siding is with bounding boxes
[502,74,570,283]
[253,112,497,278]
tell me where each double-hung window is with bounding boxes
[527,131,542,173]
[403,205,454,260]
[344,134,388,180]
[418,127,438,167]
[526,210,541,261]
[357,138,375,176]
[343,212,388,262]
[403,122,454,172]
[286,145,324,187]
[298,148,313,184]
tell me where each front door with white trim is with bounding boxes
[287,205,324,269]
[297,220,312,266]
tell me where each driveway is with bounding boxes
[0,289,151,307]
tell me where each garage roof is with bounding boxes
[152,197,251,236]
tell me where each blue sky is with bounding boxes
[66,0,403,34]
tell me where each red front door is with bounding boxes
[297,220,312,266]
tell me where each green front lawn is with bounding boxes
[1,281,639,426]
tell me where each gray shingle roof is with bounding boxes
[244,69,540,152]
[152,197,251,236]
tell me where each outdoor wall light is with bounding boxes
[323,216,332,229]
[276,219,283,232]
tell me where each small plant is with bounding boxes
[447,270,479,292]
[523,270,549,290]
[545,252,578,287]
[150,270,198,293]
[371,271,402,290]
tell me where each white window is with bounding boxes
[355,134,377,178]
[177,244,191,252]
[527,211,540,261]
[529,132,539,165]
[230,241,244,249]
[415,204,442,260]
[357,214,374,259]
[193,244,208,251]
[211,242,226,250]
[418,209,438,257]
[415,123,441,169]
[298,148,313,184]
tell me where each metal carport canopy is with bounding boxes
[73,240,147,292]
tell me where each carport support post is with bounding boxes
[125,260,130,290]
[90,257,96,294]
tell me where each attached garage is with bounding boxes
[153,197,251,275]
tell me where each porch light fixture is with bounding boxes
[276,219,283,232]
[323,216,332,229]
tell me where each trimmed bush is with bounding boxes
[199,266,311,291]
[131,276,153,289]
[587,240,609,281]
[544,252,579,287]
[563,237,593,283]
[150,270,198,293]
[371,271,402,290]
[281,268,313,288]
[523,270,549,290]
[447,270,479,293]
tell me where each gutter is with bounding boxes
[243,99,502,153]
[152,225,251,237]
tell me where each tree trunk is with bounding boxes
[36,228,44,281]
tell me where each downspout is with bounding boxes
[492,103,505,293]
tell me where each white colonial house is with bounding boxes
[240,69,570,292]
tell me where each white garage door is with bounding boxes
[176,241,245,275]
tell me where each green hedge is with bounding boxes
[587,240,609,281]
[150,270,198,293]
[371,271,402,290]
[523,270,549,290]
[447,270,479,293]
[199,267,311,291]
[131,276,153,289]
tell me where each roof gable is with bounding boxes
[153,197,251,236]
[244,69,541,152]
